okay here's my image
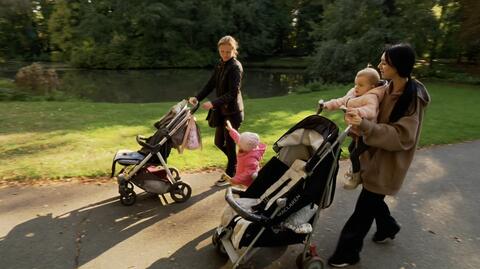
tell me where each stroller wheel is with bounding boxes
[120,189,136,206]
[125,181,134,190]
[296,253,305,269]
[169,167,181,180]
[212,231,228,258]
[296,254,324,269]
[169,182,192,203]
[303,257,324,269]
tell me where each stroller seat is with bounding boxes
[113,150,145,165]
[224,159,306,221]
[248,159,307,211]
[111,150,145,177]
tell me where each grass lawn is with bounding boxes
[1,81,479,181]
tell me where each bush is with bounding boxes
[415,62,480,85]
[294,81,345,94]
[308,34,385,83]
[169,48,216,67]
[0,87,31,101]
[15,63,60,94]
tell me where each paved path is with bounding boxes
[1,141,479,269]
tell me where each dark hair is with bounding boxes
[385,43,418,122]
[385,43,415,78]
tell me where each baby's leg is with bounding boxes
[231,173,254,187]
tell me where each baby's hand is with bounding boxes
[225,120,233,131]
[317,99,325,114]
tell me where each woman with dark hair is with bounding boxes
[328,43,431,267]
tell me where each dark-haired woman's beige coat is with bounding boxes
[358,80,430,195]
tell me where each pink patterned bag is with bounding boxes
[180,116,202,153]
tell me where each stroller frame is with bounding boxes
[214,105,352,269]
[113,100,199,206]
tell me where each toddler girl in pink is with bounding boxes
[225,120,266,187]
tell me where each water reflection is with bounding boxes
[0,65,306,103]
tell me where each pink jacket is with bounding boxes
[324,86,385,135]
[228,129,266,186]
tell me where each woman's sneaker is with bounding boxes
[215,173,231,187]
[343,172,361,190]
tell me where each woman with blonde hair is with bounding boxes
[189,35,245,186]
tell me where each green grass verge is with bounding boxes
[1,81,479,181]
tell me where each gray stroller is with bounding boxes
[111,100,200,206]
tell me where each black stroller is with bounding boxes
[212,102,351,269]
[111,100,200,206]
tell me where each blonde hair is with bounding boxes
[356,66,380,86]
[218,35,238,56]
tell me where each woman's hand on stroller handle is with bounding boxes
[345,109,362,126]
[187,97,200,114]
[188,97,198,105]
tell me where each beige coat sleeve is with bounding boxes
[358,99,422,151]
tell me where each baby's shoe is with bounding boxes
[343,172,361,190]
[215,173,231,187]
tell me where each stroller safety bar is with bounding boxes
[225,187,287,225]
[136,135,155,149]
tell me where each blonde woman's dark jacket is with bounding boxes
[358,80,430,195]
[195,57,244,121]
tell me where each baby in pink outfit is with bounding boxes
[225,120,266,187]
[323,66,383,190]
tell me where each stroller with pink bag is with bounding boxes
[111,100,201,206]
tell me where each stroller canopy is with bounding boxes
[273,115,339,167]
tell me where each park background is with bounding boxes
[0,0,479,181]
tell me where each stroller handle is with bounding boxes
[187,99,200,114]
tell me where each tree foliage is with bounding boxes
[0,0,477,73]
[458,0,480,61]
[308,0,439,82]
[47,0,295,68]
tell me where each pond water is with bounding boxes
[0,63,308,103]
